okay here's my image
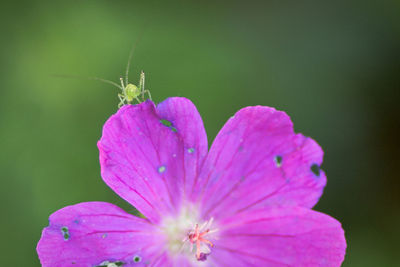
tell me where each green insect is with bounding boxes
[98,46,152,107]
[117,70,151,108]
[54,43,152,108]
[116,46,152,107]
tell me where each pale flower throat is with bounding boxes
[161,208,218,262]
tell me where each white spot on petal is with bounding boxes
[158,166,166,173]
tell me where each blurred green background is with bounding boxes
[1,0,399,265]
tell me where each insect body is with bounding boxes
[118,70,152,107]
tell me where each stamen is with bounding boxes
[187,222,215,260]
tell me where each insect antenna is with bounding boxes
[52,74,123,90]
[125,43,135,86]
[125,26,148,86]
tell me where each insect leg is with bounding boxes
[118,93,126,107]
[119,77,126,94]
[139,71,145,101]
[135,96,142,104]
[143,90,152,101]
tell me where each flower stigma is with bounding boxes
[161,208,218,262]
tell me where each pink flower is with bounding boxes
[37,98,346,266]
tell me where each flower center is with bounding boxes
[161,208,217,262]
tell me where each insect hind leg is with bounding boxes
[138,71,146,100]
[143,90,152,101]
[118,93,127,107]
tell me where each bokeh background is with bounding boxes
[1,0,399,265]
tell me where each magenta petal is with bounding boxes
[195,106,327,219]
[98,98,207,223]
[157,97,208,201]
[37,202,164,267]
[213,207,346,267]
